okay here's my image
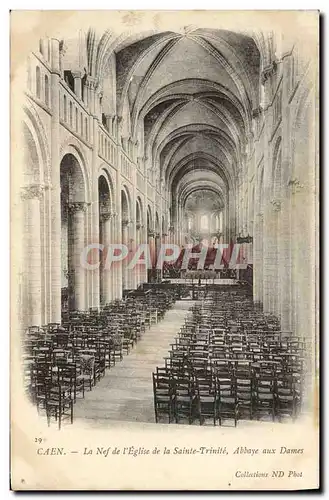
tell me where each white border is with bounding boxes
[4,2,326,497]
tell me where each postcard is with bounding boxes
[10,10,319,490]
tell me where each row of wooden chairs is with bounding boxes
[153,367,301,426]
[153,288,305,426]
[23,288,177,429]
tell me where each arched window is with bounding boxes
[75,108,78,131]
[39,39,43,55]
[47,39,51,62]
[80,112,83,136]
[36,66,41,99]
[69,102,73,127]
[200,215,209,230]
[44,75,49,106]
[63,95,67,122]
[85,117,88,140]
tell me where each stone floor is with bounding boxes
[74,300,195,427]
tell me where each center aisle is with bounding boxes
[74,300,195,426]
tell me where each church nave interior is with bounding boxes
[14,17,318,428]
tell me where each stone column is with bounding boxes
[135,223,141,287]
[265,199,280,314]
[260,64,273,312]
[127,219,136,290]
[42,184,52,325]
[272,200,281,316]
[278,196,292,331]
[50,38,62,323]
[110,212,119,300]
[116,169,122,299]
[262,201,274,314]
[68,202,87,311]
[89,77,100,309]
[228,190,236,242]
[72,71,82,100]
[147,230,155,282]
[290,179,308,338]
[224,206,230,243]
[21,184,43,326]
[253,212,264,304]
[142,220,148,284]
[122,219,130,290]
[155,232,161,282]
[100,209,113,305]
[130,190,137,289]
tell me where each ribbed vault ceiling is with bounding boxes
[111,29,261,208]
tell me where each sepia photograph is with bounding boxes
[10,9,319,490]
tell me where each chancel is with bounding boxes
[17,21,317,429]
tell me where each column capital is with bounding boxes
[270,199,281,212]
[136,223,144,230]
[99,200,112,211]
[86,75,98,90]
[71,70,82,79]
[261,60,277,85]
[122,218,133,227]
[100,211,113,221]
[256,212,264,221]
[21,184,44,201]
[59,39,67,55]
[68,201,89,214]
[287,177,304,194]
[148,229,155,237]
[252,106,263,119]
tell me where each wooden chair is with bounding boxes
[195,375,217,425]
[45,381,74,430]
[153,370,175,423]
[216,377,239,427]
[236,376,253,420]
[76,354,95,392]
[252,376,276,422]
[174,377,198,425]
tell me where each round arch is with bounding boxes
[180,184,225,209]
[23,105,50,184]
[59,143,91,202]
[155,212,160,232]
[147,205,153,230]
[98,165,116,209]
[121,184,132,220]
[136,195,144,224]
[168,152,233,192]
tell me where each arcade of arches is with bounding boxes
[17,26,317,365]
